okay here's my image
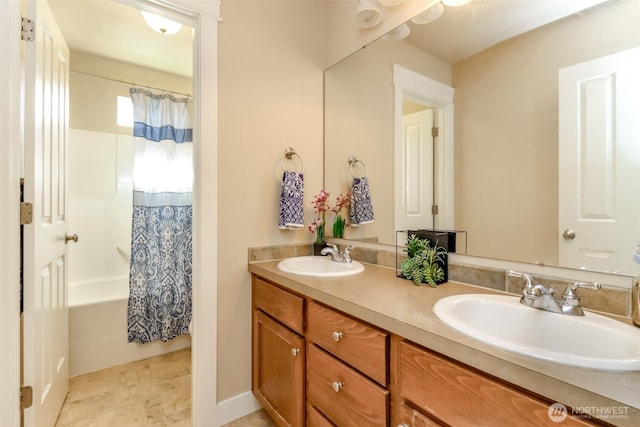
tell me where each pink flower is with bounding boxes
[332,192,351,213]
[308,218,324,233]
[311,189,331,215]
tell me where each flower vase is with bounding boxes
[313,223,326,256]
[313,242,326,256]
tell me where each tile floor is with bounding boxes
[54,348,275,427]
[55,348,192,426]
[221,410,276,427]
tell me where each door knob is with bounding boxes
[562,229,576,240]
[332,381,343,393]
[65,233,79,244]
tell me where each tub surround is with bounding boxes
[69,278,190,377]
[248,256,639,426]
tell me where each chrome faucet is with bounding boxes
[559,281,602,316]
[508,270,600,316]
[320,243,354,264]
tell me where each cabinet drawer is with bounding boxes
[253,276,304,334]
[307,344,388,427]
[394,400,443,427]
[307,301,388,385]
[307,404,335,427]
[397,340,596,427]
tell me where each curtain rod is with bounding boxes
[70,70,192,98]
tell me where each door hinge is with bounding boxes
[20,386,33,410]
[432,127,439,138]
[21,17,35,42]
[20,202,33,225]
[432,205,439,215]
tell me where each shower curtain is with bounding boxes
[127,88,193,343]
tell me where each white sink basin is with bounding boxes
[433,293,640,371]
[277,256,364,277]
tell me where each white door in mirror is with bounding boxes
[559,47,640,273]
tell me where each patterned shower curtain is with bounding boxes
[127,88,193,343]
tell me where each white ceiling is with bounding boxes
[48,0,193,77]
[404,0,609,64]
[47,0,607,77]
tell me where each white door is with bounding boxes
[396,109,435,231]
[558,47,640,273]
[22,0,70,425]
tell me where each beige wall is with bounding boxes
[452,0,640,265]
[69,51,192,134]
[217,1,325,401]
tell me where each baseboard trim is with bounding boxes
[216,390,262,426]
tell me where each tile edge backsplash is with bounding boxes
[248,244,632,318]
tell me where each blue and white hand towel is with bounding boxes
[349,176,375,226]
[279,171,304,229]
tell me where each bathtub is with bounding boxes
[69,276,191,377]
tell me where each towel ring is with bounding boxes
[348,156,367,178]
[281,147,304,173]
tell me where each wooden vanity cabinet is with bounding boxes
[390,336,603,427]
[307,403,334,427]
[251,273,606,427]
[252,277,305,427]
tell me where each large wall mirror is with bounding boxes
[325,0,640,276]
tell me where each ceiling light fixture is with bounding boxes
[411,2,445,24]
[382,23,410,41]
[141,11,183,35]
[378,0,408,6]
[442,0,472,6]
[352,0,382,29]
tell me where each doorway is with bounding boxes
[397,99,437,232]
[6,0,220,425]
[51,0,194,422]
[392,64,455,232]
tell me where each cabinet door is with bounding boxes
[395,340,598,427]
[253,310,305,427]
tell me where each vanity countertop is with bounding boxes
[248,259,640,426]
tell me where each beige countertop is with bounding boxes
[248,259,640,426]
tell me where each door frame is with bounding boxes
[393,64,455,230]
[0,0,220,425]
[0,0,24,425]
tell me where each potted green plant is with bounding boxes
[399,235,448,287]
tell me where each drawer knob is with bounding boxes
[332,331,343,342]
[291,348,300,357]
[332,381,343,393]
